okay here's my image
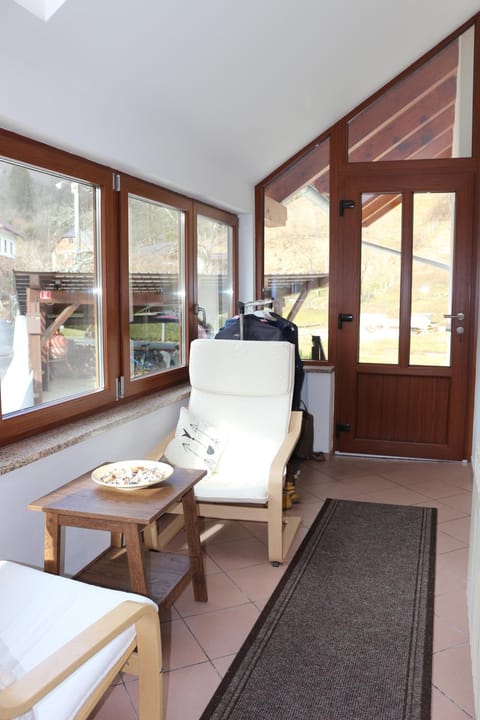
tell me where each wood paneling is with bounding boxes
[356,373,450,443]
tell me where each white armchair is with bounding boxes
[0,560,162,720]
[145,338,302,565]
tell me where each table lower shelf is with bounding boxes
[74,546,195,614]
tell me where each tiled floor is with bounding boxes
[89,454,475,719]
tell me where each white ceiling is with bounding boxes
[2,0,480,213]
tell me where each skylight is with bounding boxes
[12,0,67,22]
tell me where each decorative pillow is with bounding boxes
[164,407,227,473]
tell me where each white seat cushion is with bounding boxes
[193,434,278,504]
[0,561,157,720]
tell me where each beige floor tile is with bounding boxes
[200,518,260,545]
[211,654,235,677]
[88,683,137,720]
[382,459,470,481]
[315,456,383,479]
[433,613,467,652]
[338,474,402,494]
[369,462,436,485]
[346,486,432,506]
[441,493,473,515]
[297,477,351,500]
[435,563,467,597]
[434,589,469,634]
[298,500,324,527]
[283,525,309,562]
[293,485,328,504]
[227,560,287,602]
[431,686,474,719]
[415,499,468,523]
[439,516,471,544]
[436,547,470,581]
[437,530,467,554]
[204,536,269,572]
[239,520,268,541]
[433,644,475,717]
[161,618,208,671]
[252,595,271,611]
[126,662,222,720]
[202,553,224,575]
[184,603,260,659]
[163,663,222,720]
[174,568,249,617]
[408,479,470,500]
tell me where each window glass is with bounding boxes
[196,214,234,337]
[359,194,402,364]
[0,160,103,416]
[410,192,455,366]
[127,194,186,379]
[348,26,474,162]
[264,138,330,360]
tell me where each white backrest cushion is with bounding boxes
[189,339,294,398]
[187,339,294,490]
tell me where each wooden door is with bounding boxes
[334,173,474,460]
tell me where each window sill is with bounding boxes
[0,383,190,475]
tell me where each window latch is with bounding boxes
[115,376,125,400]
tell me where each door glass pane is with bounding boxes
[410,192,454,366]
[0,160,103,416]
[264,138,330,360]
[128,195,185,379]
[359,194,402,364]
[197,215,233,337]
[348,26,474,162]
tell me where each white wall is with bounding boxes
[0,399,184,576]
[467,291,480,716]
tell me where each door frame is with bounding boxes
[333,170,476,460]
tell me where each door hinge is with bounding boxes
[112,173,121,191]
[339,199,355,216]
[335,422,351,438]
[116,376,125,400]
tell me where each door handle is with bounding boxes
[443,312,464,321]
[338,313,353,329]
[193,304,206,326]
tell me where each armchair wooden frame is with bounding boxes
[0,599,162,720]
[145,409,302,565]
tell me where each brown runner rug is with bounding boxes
[200,498,436,720]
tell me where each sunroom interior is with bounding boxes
[2,0,480,717]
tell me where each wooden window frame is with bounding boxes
[0,130,238,446]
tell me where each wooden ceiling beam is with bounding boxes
[350,77,456,161]
[409,127,454,160]
[265,141,329,203]
[361,194,402,227]
[378,104,455,161]
[348,40,458,148]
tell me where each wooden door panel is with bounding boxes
[356,373,449,443]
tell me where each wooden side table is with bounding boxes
[28,466,208,614]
